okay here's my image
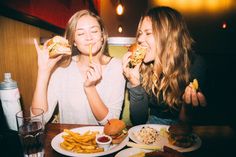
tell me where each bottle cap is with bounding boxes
[0,73,18,90]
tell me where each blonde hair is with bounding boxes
[138,6,193,108]
[64,10,109,56]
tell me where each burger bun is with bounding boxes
[104,119,127,144]
[46,36,72,67]
[129,43,146,66]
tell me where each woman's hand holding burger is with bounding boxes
[122,43,146,87]
[34,38,62,74]
[122,52,141,87]
[34,36,72,73]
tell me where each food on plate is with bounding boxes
[129,151,146,157]
[126,146,184,157]
[104,119,128,144]
[133,126,160,145]
[127,141,161,150]
[96,135,111,143]
[46,35,72,67]
[60,129,104,153]
[168,123,195,148]
[129,43,147,66]
[189,79,199,91]
[158,127,169,138]
[145,146,185,157]
[95,134,112,151]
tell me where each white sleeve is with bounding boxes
[98,59,126,125]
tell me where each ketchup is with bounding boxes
[97,136,110,143]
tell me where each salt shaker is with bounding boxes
[0,73,22,131]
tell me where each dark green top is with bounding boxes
[128,54,207,125]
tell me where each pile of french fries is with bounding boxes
[60,129,104,153]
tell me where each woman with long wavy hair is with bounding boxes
[32,10,126,124]
[122,6,207,125]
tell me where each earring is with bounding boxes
[74,43,77,46]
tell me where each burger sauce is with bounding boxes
[97,136,110,143]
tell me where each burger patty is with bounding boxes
[168,122,195,148]
[110,130,126,139]
[168,133,195,148]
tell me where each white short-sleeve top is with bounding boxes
[45,56,126,125]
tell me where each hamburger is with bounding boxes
[145,146,184,157]
[168,122,195,148]
[46,36,72,67]
[128,43,147,66]
[104,119,128,144]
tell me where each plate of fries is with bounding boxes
[51,126,129,156]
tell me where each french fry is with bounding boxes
[60,142,75,150]
[189,79,199,91]
[127,141,161,150]
[192,79,199,90]
[80,145,96,150]
[89,44,92,63]
[60,129,103,154]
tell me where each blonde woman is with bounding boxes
[32,10,126,124]
[122,6,207,125]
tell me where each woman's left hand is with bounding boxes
[182,85,207,107]
[84,62,102,88]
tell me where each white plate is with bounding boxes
[51,126,129,157]
[115,148,148,157]
[128,124,201,153]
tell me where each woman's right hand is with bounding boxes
[84,61,102,88]
[33,39,62,74]
[122,52,141,87]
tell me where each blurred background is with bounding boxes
[0,0,235,127]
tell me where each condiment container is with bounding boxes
[96,134,112,151]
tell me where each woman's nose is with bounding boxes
[137,34,145,43]
[85,32,93,40]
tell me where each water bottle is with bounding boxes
[0,73,22,131]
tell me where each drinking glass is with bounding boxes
[16,108,45,157]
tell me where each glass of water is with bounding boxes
[16,108,44,157]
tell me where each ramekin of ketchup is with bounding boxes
[96,134,112,151]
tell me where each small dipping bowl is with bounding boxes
[96,134,112,151]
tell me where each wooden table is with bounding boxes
[44,123,236,157]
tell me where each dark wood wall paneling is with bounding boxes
[0,0,99,130]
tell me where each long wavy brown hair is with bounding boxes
[138,6,193,108]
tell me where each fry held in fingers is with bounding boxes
[189,79,199,91]
[183,79,207,106]
[89,44,92,64]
